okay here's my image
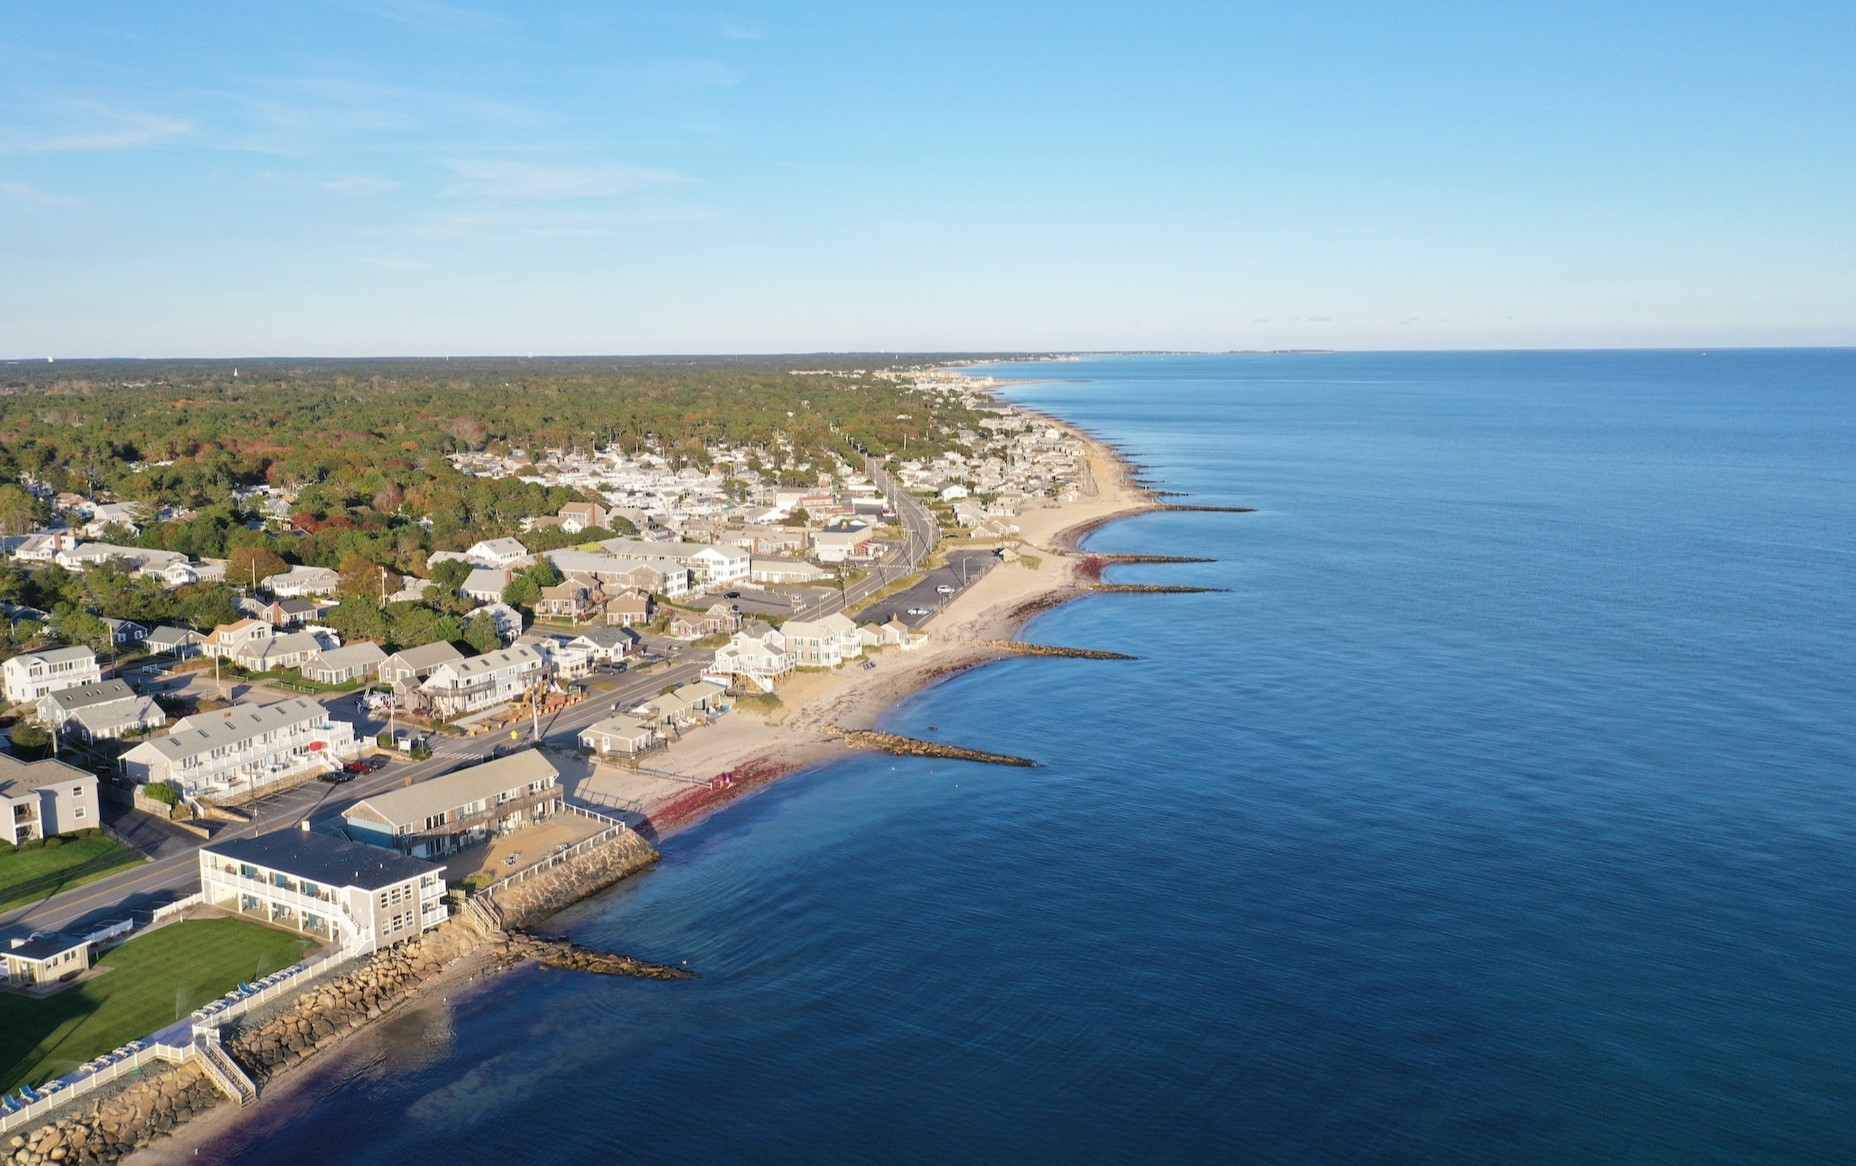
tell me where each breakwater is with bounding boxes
[834,729,1038,768]
[976,641,1136,661]
[1085,584,1226,595]
[0,831,677,1165]
[1085,553,1214,564]
[1157,503,1256,513]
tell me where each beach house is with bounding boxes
[419,645,546,718]
[0,754,99,844]
[120,698,360,798]
[38,679,166,743]
[199,829,448,952]
[342,750,563,858]
[2,646,102,704]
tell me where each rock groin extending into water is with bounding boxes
[977,641,1136,661]
[500,933,692,980]
[1085,553,1215,564]
[0,831,680,1166]
[1157,504,1257,513]
[835,729,1038,768]
[1086,584,1227,595]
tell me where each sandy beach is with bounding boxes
[568,406,1158,832]
[118,394,1157,1165]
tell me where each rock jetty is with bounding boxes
[834,729,1038,767]
[1157,504,1256,513]
[1085,583,1226,595]
[500,932,692,980]
[0,829,679,1165]
[976,641,1136,661]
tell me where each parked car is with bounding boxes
[318,771,355,784]
[936,584,955,594]
[906,607,930,616]
[343,760,368,774]
[361,755,389,771]
[724,590,741,599]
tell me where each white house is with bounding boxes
[343,750,563,858]
[810,528,877,564]
[579,715,658,756]
[300,641,388,685]
[419,645,546,718]
[776,613,863,668]
[710,626,795,691]
[38,679,166,743]
[199,830,447,953]
[3,646,102,704]
[121,697,360,798]
[466,538,533,569]
[595,538,748,589]
[1,754,99,845]
[262,566,340,598]
[380,642,466,687]
[460,567,511,605]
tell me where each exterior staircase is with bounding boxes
[192,1030,257,1107]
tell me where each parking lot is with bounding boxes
[859,548,1002,627]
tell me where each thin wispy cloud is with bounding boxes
[0,180,81,207]
[717,19,770,41]
[442,159,684,200]
[260,170,403,195]
[650,58,741,87]
[405,204,713,240]
[320,175,402,195]
[341,0,514,36]
[0,103,191,154]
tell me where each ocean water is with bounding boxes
[214,351,1855,1166]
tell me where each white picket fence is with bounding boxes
[0,1041,190,1135]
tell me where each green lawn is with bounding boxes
[0,917,313,1093]
[0,836,145,913]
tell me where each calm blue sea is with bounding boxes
[214,351,1855,1166]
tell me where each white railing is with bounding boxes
[0,1040,190,1135]
[473,815,630,899]
[149,893,204,924]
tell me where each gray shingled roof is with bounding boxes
[344,750,558,829]
[205,828,442,890]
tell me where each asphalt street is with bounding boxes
[0,655,712,940]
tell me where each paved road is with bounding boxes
[0,655,714,940]
[859,548,1002,628]
[2,459,934,938]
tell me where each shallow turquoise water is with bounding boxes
[219,350,1856,1165]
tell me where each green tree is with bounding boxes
[10,722,52,759]
[0,483,44,553]
[464,611,503,653]
[56,610,112,652]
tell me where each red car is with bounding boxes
[343,760,368,774]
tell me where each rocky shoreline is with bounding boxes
[13,378,1222,1165]
[5,830,672,1166]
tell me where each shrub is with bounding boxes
[144,781,181,807]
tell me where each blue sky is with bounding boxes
[2,1,1852,356]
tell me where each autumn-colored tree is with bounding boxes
[226,545,288,591]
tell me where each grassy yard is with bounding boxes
[0,917,313,1093]
[0,836,144,913]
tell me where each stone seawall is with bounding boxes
[3,1064,220,1166]
[0,830,667,1165]
[488,827,661,929]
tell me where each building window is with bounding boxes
[74,807,86,820]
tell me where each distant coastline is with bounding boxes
[113,371,1163,1164]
